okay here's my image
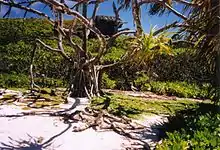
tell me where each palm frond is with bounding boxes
[148,3,166,16]
[117,0,131,9]
[127,28,173,66]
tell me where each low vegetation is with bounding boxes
[156,103,219,150]
[0,88,66,108]
[0,73,66,88]
[142,81,210,99]
[91,94,203,118]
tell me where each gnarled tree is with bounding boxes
[0,0,138,98]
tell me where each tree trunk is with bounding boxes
[69,65,101,98]
[68,2,101,98]
[132,0,143,37]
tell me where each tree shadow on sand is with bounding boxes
[0,97,85,118]
[0,123,72,150]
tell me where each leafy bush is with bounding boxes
[0,73,29,88]
[134,72,150,89]
[156,104,220,150]
[34,77,66,88]
[148,48,213,83]
[0,73,66,88]
[101,73,116,89]
[107,48,213,91]
[0,41,33,74]
[142,81,211,99]
[0,19,52,45]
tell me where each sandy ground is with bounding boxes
[0,90,167,150]
[0,115,135,150]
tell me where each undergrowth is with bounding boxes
[0,73,66,88]
[134,76,211,99]
[91,94,201,118]
[156,103,220,150]
[0,88,66,108]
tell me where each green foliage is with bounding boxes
[156,104,220,150]
[142,81,211,99]
[102,47,125,62]
[0,41,33,73]
[157,131,189,150]
[0,19,52,45]
[91,94,199,118]
[148,48,212,83]
[34,77,66,88]
[0,73,66,88]
[0,73,29,88]
[127,30,173,66]
[134,72,150,89]
[0,19,71,80]
[106,46,213,93]
[101,73,116,89]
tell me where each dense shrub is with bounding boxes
[156,104,220,150]
[107,48,213,90]
[0,73,66,88]
[143,81,211,99]
[147,48,213,83]
[0,19,71,79]
[0,73,29,88]
[121,72,211,99]
[0,18,52,45]
[101,73,116,89]
[0,41,32,73]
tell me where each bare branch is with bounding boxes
[164,2,187,20]
[57,9,64,51]
[23,0,38,18]
[30,44,41,92]
[100,31,136,70]
[137,0,188,20]
[113,1,123,19]
[41,0,107,64]
[36,38,72,62]
[91,1,99,20]
[99,48,131,70]
[138,0,159,7]
[36,39,61,52]
[171,40,195,46]
[71,1,85,9]
[3,5,11,18]
[68,18,84,54]
[0,0,52,21]
[107,29,135,50]
[174,0,201,7]
[109,30,136,40]
[0,0,107,68]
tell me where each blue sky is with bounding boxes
[93,1,183,32]
[0,0,185,32]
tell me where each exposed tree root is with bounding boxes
[62,107,150,150]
